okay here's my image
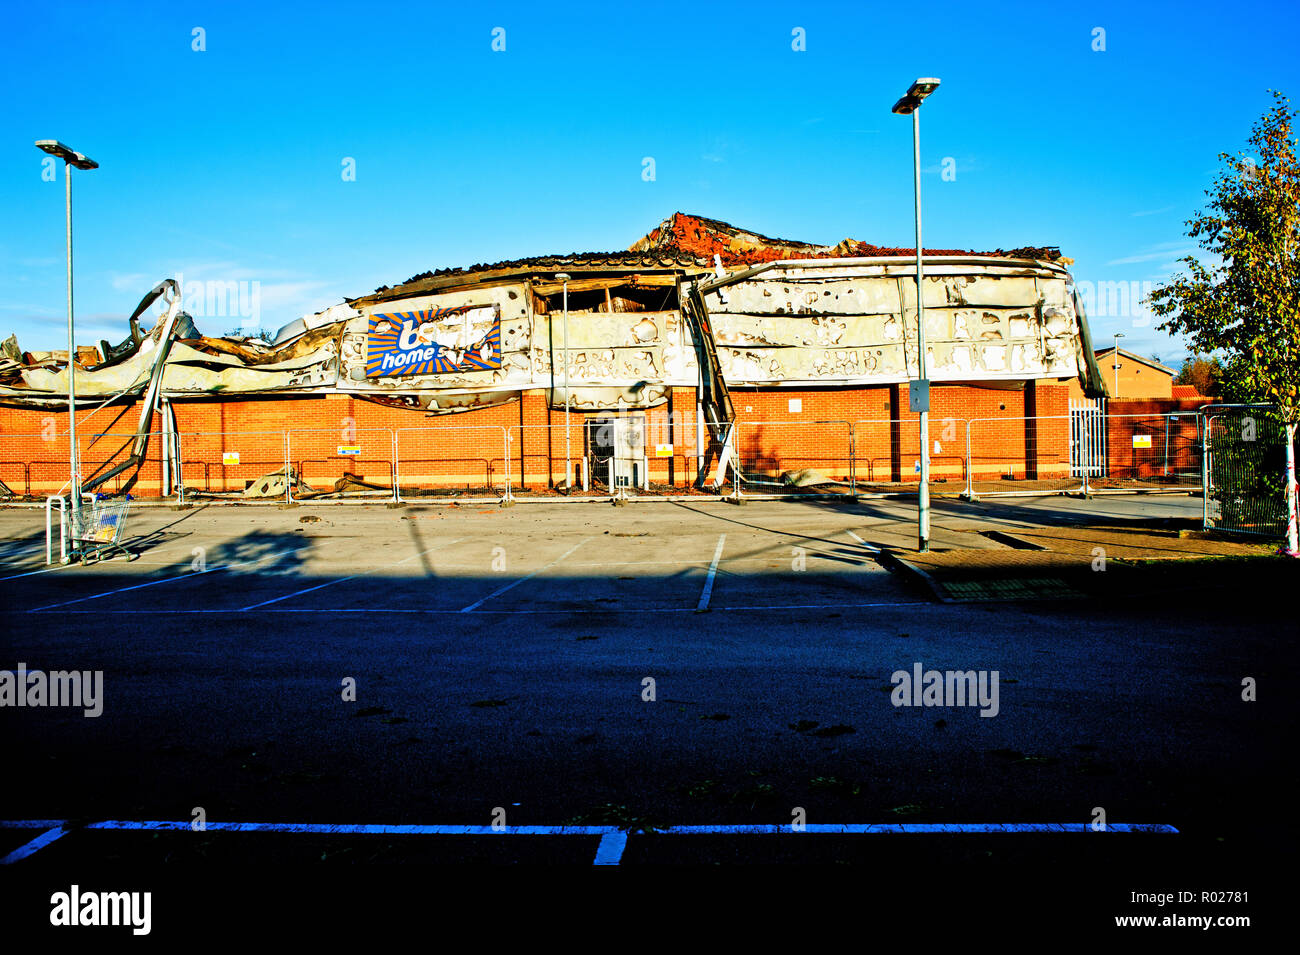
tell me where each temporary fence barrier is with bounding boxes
[178,431,288,503]
[286,428,396,503]
[0,407,1240,507]
[1203,408,1291,537]
[732,419,853,498]
[505,421,706,498]
[964,416,1078,497]
[1,432,71,500]
[1098,413,1202,488]
[850,418,964,496]
[395,426,509,502]
[78,430,171,499]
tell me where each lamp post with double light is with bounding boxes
[34,140,98,515]
[892,78,940,552]
[555,273,572,490]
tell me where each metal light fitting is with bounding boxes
[891,77,941,115]
[35,140,99,170]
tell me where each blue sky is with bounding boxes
[3,0,1297,364]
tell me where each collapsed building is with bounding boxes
[0,213,1124,499]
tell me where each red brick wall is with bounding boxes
[1105,398,1205,480]
[0,381,1091,497]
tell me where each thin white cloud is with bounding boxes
[1106,247,1199,266]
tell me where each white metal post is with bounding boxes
[1286,422,1298,554]
[64,163,80,515]
[1202,415,1212,529]
[562,275,571,489]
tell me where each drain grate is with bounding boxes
[940,577,1081,601]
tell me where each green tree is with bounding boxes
[1174,354,1222,396]
[1149,91,1300,553]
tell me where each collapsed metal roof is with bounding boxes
[351,212,1067,307]
[2,213,1094,414]
[631,212,1066,268]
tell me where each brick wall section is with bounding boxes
[0,385,1206,497]
[1106,398,1206,480]
[0,403,170,498]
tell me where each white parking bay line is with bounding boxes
[241,538,467,611]
[27,546,313,612]
[0,818,1181,866]
[40,600,932,615]
[593,831,628,865]
[696,534,726,611]
[847,531,881,552]
[459,538,591,613]
[0,564,74,582]
[0,825,68,864]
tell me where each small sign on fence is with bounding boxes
[654,443,673,458]
[222,452,240,466]
[1132,435,1152,449]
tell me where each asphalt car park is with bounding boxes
[0,496,1293,891]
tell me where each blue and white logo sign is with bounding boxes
[365,304,502,378]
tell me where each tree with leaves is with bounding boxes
[1149,91,1300,554]
[1174,354,1222,397]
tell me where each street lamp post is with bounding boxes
[1113,332,1125,398]
[35,140,98,518]
[555,273,572,490]
[892,78,940,553]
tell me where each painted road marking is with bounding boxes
[458,538,591,613]
[593,831,628,865]
[0,825,67,864]
[696,534,726,611]
[36,600,933,615]
[0,819,1183,835]
[0,565,75,582]
[241,538,467,611]
[26,547,314,612]
[847,531,881,552]
[0,819,1180,867]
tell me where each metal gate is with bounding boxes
[586,415,647,491]
[1069,400,1106,477]
[1204,409,1289,536]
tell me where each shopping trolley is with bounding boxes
[69,494,137,564]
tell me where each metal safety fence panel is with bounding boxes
[78,430,173,499]
[965,416,1079,497]
[0,431,71,500]
[178,431,288,502]
[7,409,1262,510]
[1204,410,1290,536]
[506,421,706,497]
[286,428,396,503]
[734,419,853,497]
[1097,412,1203,489]
[850,418,967,495]
[395,426,509,502]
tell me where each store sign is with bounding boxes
[364,304,502,378]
